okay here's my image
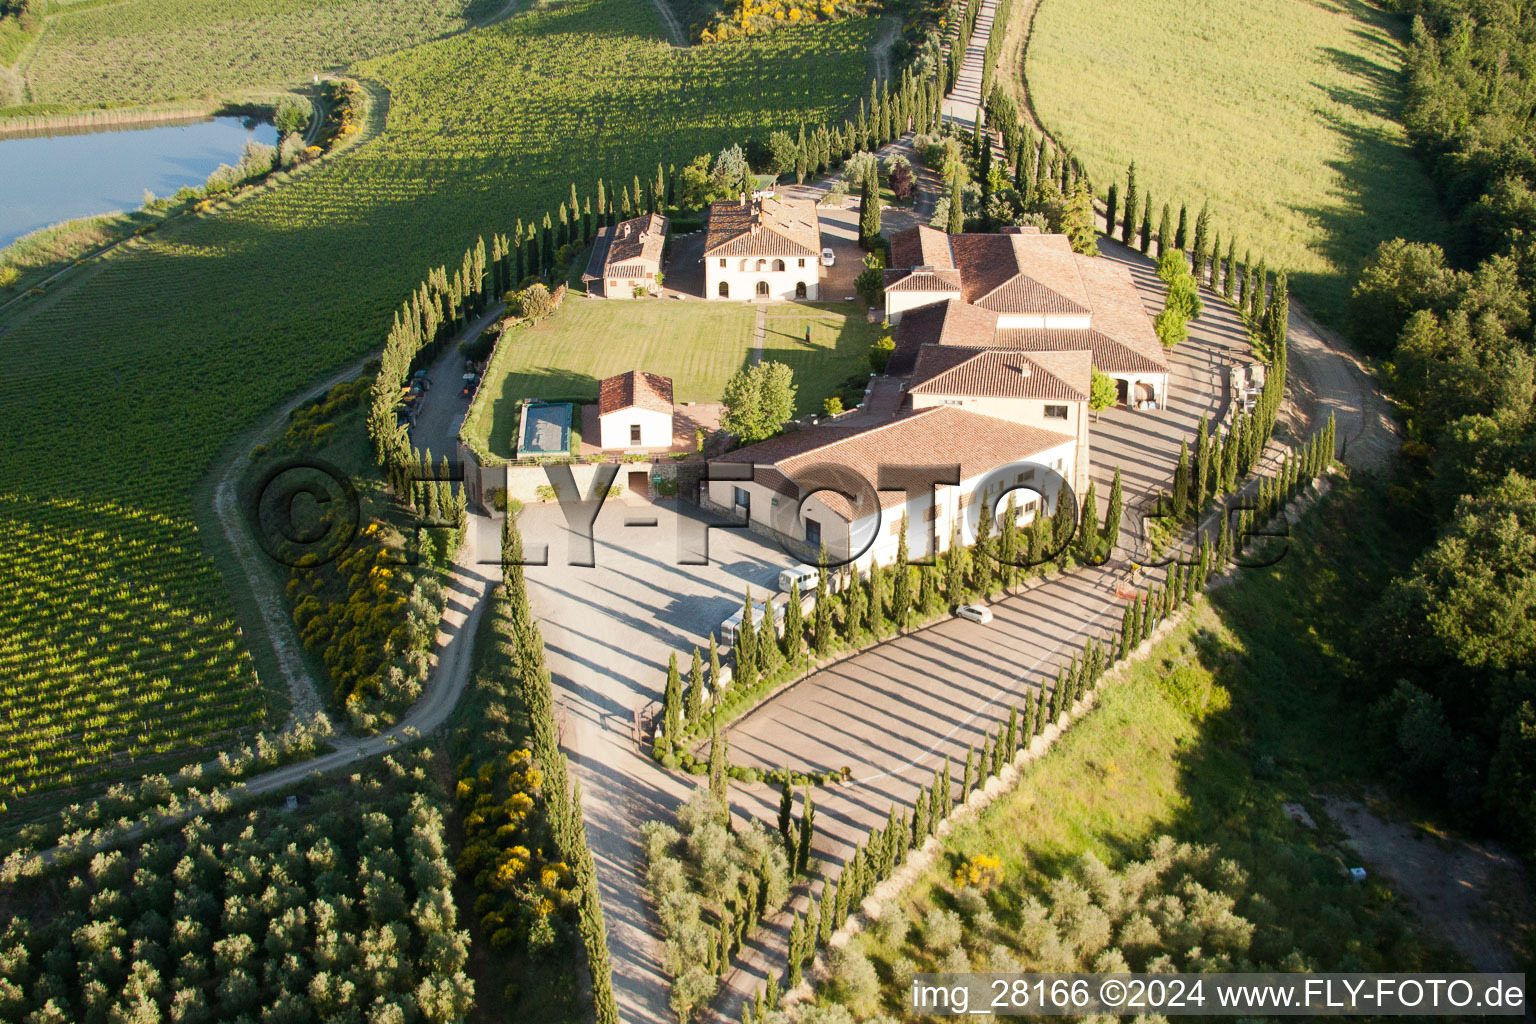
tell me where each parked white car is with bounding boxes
[821,248,835,267]
[955,603,993,624]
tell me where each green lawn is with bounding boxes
[465,300,881,458]
[0,0,876,805]
[759,302,881,415]
[465,300,757,459]
[1021,0,1445,322]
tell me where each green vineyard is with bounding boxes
[0,0,874,805]
[19,0,489,107]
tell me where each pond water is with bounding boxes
[0,116,279,250]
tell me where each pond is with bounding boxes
[0,116,279,250]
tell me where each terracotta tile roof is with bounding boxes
[598,370,673,415]
[888,299,996,374]
[883,268,962,292]
[990,327,1168,374]
[703,197,820,257]
[889,225,955,270]
[584,214,666,281]
[948,232,1091,314]
[1074,253,1169,371]
[909,347,1089,401]
[716,407,1074,520]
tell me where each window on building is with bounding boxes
[1045,404,1069,419]
[805,519,821,546]
[720,259,727,267]
[798,258,806,268]
[1016,469,1036,484]
[924,504,940,523]
[772,259,785,272]
[734,487,750,510]
[630,424,641,444]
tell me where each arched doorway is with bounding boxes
[772,259,786,272]
[756,280,769,298]
[794,281,807,299]
[1115,379,1129,405]
[718,281,730,298]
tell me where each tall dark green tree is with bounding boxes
[663,652,683,743]
[1121,162,1138,244]
[1157,203,1172,255]
[1104,466,1124,558]
[892,515,912,627]
[946,175,965,234]
[1174,202,1189,251]
[860,165,883,247]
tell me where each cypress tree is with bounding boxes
[1157,203,1172,255]
[1174,202,1188,251]
[1208,228,1221,289]
[777,770,795,846]
[664,652,684,741]
[787,914,805,989]
[1191,200,1210,280]
[832,876,848,931]
[1077,480,1099,562]
[1138,194,1152,253]
[1121,162,1138,244]
[940,754,953,817]
[946,175,964,234]
[1049,666,1065,722]
[859,166,883,247]
[1173,439,1190,518]
[708,717,729,809]
[1191,417,1204,512]
[962,745,976,801]
[796,787,815,875]
[1223,238,1237,299]
[1104,466,1124,557]
[1007,705,1019,761]
[709,638,722,707]
[913,785,930,842]
[1106,182,1119,241]
[813,545,832,654]
[974,499,996,596]
[868,560,886,636]
[782,579,804,662]
[1026,691,1039,739]
[892,515,912,626]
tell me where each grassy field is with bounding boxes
[466,301,757,459]
[1019,0,1445,322]
[760,302,881,414]
[464,299,881,457]
[828,482,1463,1010]
[9,0,490,107]
[0,0,875,806]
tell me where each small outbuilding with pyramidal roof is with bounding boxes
[597,370,674,449]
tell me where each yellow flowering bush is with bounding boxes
[954,853,1004,890]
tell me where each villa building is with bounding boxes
[703,196,821,301]
[884,225,1169,408]
[704,406,1077,568]
[582,213,668,298]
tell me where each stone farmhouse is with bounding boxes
[701,226,1168,567]
[582,213,668,298]
[885,225,1169,409]
[703,196,822,301]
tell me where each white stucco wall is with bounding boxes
[706,254,820,301]
[705,436,1079,570]
[884,289,955,323]
[599,406,672,449]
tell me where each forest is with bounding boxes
[1344,0,1536,860]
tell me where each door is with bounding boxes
[756,280,769,297]
[627,470,650,497]
[795,281,807,299]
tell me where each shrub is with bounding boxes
[922,907,963,952]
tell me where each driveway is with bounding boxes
[517,498,808,1024]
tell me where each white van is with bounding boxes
[778,563,820,593]
[720,598,783,646]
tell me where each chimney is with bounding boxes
[622,223,631,238]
